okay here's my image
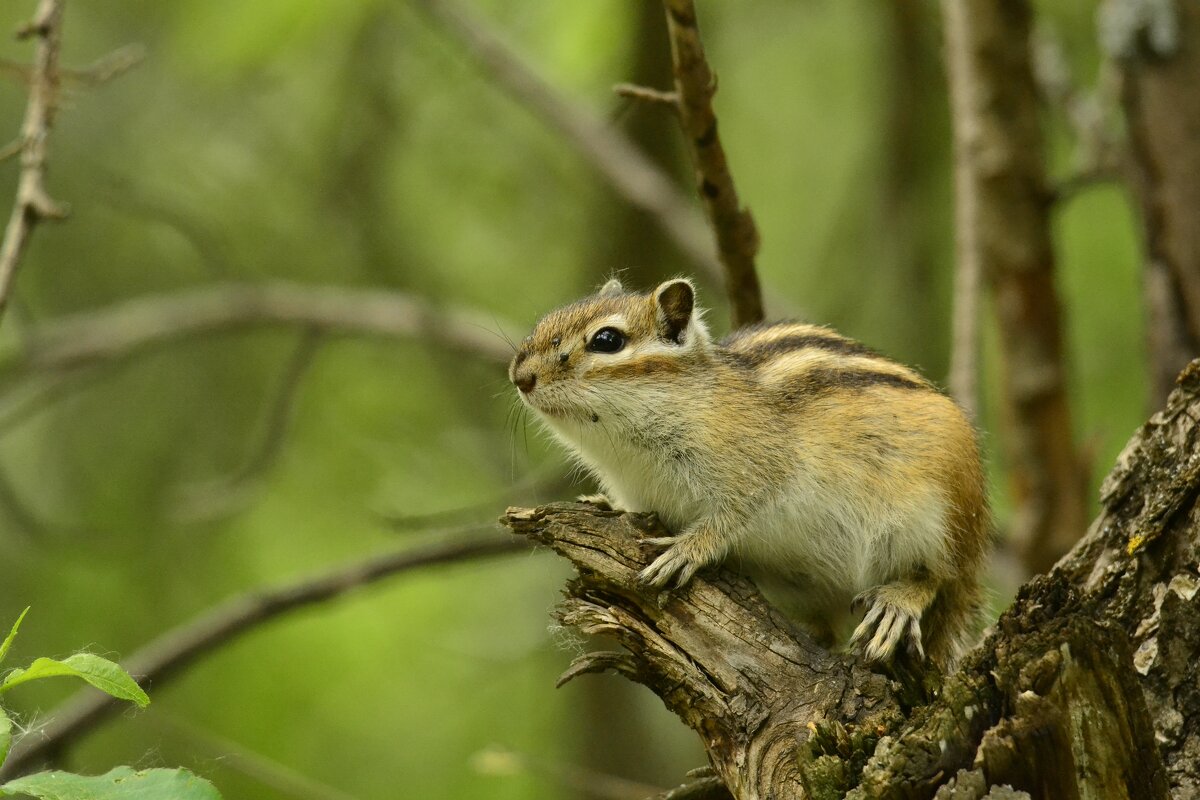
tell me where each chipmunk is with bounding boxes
[509,277,988,667]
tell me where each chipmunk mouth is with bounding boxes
[518,391,591,422]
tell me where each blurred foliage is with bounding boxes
[0,610,221,799]
[0,1,1145,797]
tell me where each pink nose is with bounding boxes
[514,372,537,393]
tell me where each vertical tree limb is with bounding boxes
[661,0,763,328]
[941,0,1086,573]
[1108,0,1200,409]
[0,0,68,326]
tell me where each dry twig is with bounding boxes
[410,0,722,287]
[0,530,529,778]
[171,328,323,523]
[0,281,517,386]
[0,0,69,326]
[660,0,763,328]
[612,82,679,110]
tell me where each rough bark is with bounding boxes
[503,506,899,800]
[941,0,1087,574]
[1111,0,1200,410]
[503,360,1200,799]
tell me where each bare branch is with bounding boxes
[941,0,1087,574]
[408,0,723,288]
[68,42,145,87]
[472,743,664,800]
[151,715,361,800]
[661,0,763,328]
[0,0,69,327]
[171,327,323,523]
[612,82,679,111]
[0,282,518,388]
[0,529,530,778]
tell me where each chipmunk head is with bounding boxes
[509,277,711,422]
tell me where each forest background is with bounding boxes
[0,1,1147,798]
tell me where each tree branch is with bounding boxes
[0,530,529,778]
[501,505,899,798]
[171,327,323,523]
[0,0,69,327]
[0,282,517,389]
[941,0,1087,574]
[409,0,723,288]
[661,0,763,328]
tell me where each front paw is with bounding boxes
[850,589,925,663]
[637,532,713,588]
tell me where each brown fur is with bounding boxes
[511,279,990,669]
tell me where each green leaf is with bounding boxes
[1,654,149,708]
[0,609,29,667]
[0,708,11,766]
[0,766,222,799]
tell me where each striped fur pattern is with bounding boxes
[510,278,988,668]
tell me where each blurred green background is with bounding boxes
[0,1,1145,797]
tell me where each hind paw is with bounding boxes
[576,493,613,510]
[850,588,926,663]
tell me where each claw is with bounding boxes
[638,539,703,588]
[850,601,924,664]
[641,536,677,550]
[576,493,613,510]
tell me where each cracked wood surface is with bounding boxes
[502,504,898,800]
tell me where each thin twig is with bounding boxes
[661,0,763,327]
[1032,25,1126,204]
[408,0,723,288]
[472,744,664,800]
[171,327,323,523]
[0,43,145,91]
[0,0,69,326]
[0,281,518,384]
[67,42,145,87]
[0,530,531,778]
[151,715,362,800]
[612,82,679,110]
[0,139,24,164]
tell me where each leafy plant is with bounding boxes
[0,609,222,799]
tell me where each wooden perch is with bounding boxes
[503,504,898,798]
[503,360,1200,798]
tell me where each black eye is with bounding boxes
[587,327,626,353]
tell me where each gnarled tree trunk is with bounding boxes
[503,359,1200,799]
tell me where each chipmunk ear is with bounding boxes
[653,278,695,344]
[598,278,625,297]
